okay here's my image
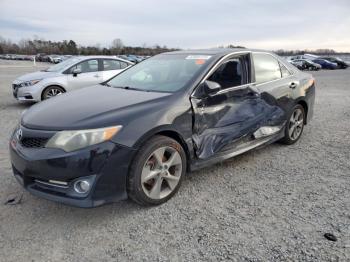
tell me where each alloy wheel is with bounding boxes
[288,108,304,141]
[141,146,182,200]
[45,88,63,99]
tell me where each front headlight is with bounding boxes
[19,79,41,87]
[46,125,122,152]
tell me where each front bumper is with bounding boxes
[12,81,44,101]
[9,128,136,207]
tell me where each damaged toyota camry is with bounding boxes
[9,49,315,207]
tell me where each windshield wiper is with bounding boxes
[112,86,148,92]
[101,82,111,87]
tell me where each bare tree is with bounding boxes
[110,38,124,55]
[111,38,124,49]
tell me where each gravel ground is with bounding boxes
[0,60,349,261]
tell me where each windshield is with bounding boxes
[45,57,81,72]
[107,54,212,92]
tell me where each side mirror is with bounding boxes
[72,68,81,77]
[194,80,221,99]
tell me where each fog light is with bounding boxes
[74,180,91,194]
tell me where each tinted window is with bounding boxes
[70,59,99,73]
[279,62,291,77]
[103,59,121,70]
[253,53,281,84]
[208,58,243,89]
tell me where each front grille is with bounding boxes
[20,137,48,148]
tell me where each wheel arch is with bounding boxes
[296,99,308,124]
[133,126,192,171]
[41,85,66,100]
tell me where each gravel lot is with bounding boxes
[0,60,349,261]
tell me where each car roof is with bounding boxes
[162,48,273,56]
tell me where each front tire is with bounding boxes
[42,86,65,100]
[127,135,187,206]
[280,105,305,145]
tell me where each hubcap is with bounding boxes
[46,88,63,99]
[141,146,182,200]
[288,108,304,141]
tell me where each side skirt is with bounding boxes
[189,129,285,171]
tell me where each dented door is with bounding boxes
[191,53,289,159]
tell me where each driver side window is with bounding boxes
[208,57,246,90]
[70,59,99,73]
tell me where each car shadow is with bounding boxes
[28,196,153,224]
[4,101,36,110]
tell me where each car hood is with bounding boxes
[16,70,61,82]
[22,85,172,130]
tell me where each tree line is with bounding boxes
[0,36,179,56]
[0,36,348,56]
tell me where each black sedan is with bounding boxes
[9,49,315,207]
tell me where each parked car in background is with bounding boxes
[9,49,315,207]
[320,56,348,69]
[290,54,319,61]
[312,58,338,69]
[26,55,35,61]
[120,54,145,63]
[35,53,48,62]
[290,59,321,71]
[12,56,133,101]
[125,55,140,63]
[48,55,63,64]
[117,55,129,61]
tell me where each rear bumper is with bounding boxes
[9,133,136,207]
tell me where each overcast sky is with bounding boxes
[0,0,349,51]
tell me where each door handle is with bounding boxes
[94,74,100,78]
[289,82,297,89]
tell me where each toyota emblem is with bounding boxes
[16,128,23,141]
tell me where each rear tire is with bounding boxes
[280,105,305,145]
[42,86,65,100]
[127,135,186,206]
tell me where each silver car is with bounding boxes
[12,56,133,101]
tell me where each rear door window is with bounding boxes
[103,59,122,71]
[120,61,129,69]
[253,53,282,84]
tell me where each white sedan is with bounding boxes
[12,56,133,101]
